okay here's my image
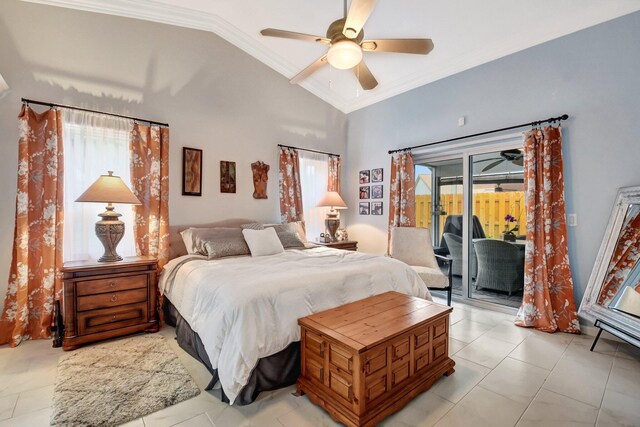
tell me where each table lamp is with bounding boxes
[75,171,141,262]
[316,191,348,242]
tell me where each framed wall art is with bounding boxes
[372,185,383,199]
[182,147,202,196]
[371,201,383,215]
[371,168,383,183]
[359,186,370,200]
[359,169,370,184]
[220,160,236,193]
[359,202,370,215]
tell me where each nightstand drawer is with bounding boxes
[76,274,147,296]
[77,288,148,311]
[78,303,148,335]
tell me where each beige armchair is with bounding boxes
[390,226,453,306]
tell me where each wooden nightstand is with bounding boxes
[316,240,358,251]
[60,256,159,351]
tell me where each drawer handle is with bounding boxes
[319,342,325,357]
[112,315,117,321]
[109,281,116,287]
[111,295,118,302]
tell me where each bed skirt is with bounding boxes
[163,298,301,405]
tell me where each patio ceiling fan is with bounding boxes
[476,149,524,172]
[260,0,434,90]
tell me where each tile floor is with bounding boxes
[1,296,639,427]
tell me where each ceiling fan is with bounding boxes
[475,149,524,172]
[260,0,434,90]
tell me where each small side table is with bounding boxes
[60,256,159,351]
[315,240,358,251]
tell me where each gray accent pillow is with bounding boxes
[181,227,250,257]
[204,237,251,260]
[266,223,306,248]
[241,223,264,230]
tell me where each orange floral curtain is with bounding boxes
[279,147,304,223]
[515,126,580,333]
[598,206,640,305]
[129,124,170,269]
[0,106,64,346]
[328,155,341,192]
[388,152,415,249]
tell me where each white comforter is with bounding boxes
[159,246,431,404]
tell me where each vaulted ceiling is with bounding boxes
[24,0,640,113]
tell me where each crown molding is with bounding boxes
[21,0,640,114]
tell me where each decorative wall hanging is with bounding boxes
[372,168,383,183]
[371,201,383,215]
[359,202,370,215]
[220,161,236,193]
[372,185,383,199]
[359,170,370,184]
[251,161,269,199]
[359,186,370,200]
[182,147,202,196]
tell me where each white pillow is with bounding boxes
[242,227,285,257]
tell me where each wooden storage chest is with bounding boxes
[297,291,454,427]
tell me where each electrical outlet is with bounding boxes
[567,214,577,227]
[458,116,465,126]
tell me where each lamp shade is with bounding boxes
[76,171,141,205]
[317,191,348,209]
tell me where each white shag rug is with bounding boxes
[51,335,200,426]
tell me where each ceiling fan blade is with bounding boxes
[361,38,434,55]
[353,60,378,90]
[474,157,502,164]
[343,0,378,39]
[290,55,328,85]
[482,159,504,172]
[513,158,524,166]
[260,28,330,44]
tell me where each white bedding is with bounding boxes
[159,246,431,404]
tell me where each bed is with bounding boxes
[160,219,432,405]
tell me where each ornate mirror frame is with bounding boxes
[579,185,640,346]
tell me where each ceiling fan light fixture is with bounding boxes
[327,40,362,70]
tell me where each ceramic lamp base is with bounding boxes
[95,205,125,262]
[325,215,340,243]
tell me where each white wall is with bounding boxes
[344,11,640,306]
[0,0,346,307]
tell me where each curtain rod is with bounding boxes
[21,98,169,127]
[388,114,569,155]
[278,144,340,157]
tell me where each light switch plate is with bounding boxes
[567,213,577,227]
[458,116,465,126]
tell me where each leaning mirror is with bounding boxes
[580,186,640,349]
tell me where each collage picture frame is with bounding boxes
[358,168,384,215]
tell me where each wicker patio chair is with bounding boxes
[474,239,525,295]
[442,233,477,278]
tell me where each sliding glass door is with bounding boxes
[415,157,465,302]
[415,136,524,311]
[469,149,526,308]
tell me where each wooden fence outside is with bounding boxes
[416,192,526,239]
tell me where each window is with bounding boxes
[62,110,136,261]
[298,151,330,242]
